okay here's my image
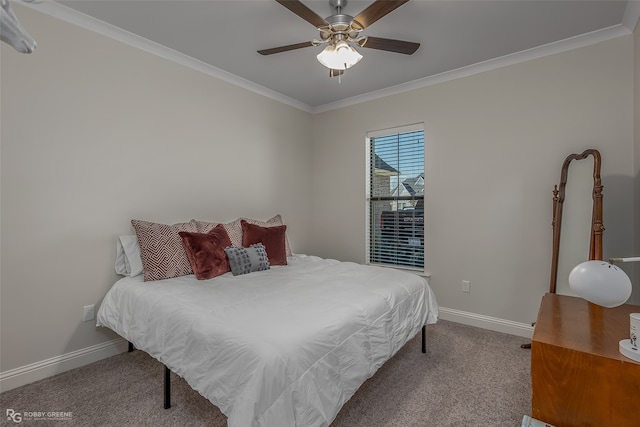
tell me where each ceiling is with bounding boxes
[28,1,638,111]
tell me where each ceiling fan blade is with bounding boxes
[353,0,410,29]
[359,36,419,55]
[258,41,315,55]
[276,0,328,28]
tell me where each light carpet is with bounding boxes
[0,320,531,426]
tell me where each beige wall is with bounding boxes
[1,6,313,373]
[1,4,638,385]
[311,36,636,325]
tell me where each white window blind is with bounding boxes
[367,125,424,270]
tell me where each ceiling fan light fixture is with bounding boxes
[316,40,362,70]
[260,0,420,78]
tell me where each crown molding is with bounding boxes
[622,0,640,33]
[312,23,632,113]
[20,1,314,114]
[21,1,637,115]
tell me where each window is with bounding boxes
[367,124,424,270]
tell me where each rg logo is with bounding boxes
[6,409,22,423]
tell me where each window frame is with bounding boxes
[365,123,425,272]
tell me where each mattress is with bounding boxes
[97,254,438,427]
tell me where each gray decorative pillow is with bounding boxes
[224,244,270,276]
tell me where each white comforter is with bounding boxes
[97,255,438,427]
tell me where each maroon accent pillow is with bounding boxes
[179,224,232,280]
[241,220,287,266]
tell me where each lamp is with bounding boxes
[569,257,639,362]
[568,257,638,308]
[316,40,362,71]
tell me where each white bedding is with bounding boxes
[97,254,438,427]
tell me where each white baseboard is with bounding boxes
[0,338,128,392]
[1,310,533,392]
[438,307,535,339]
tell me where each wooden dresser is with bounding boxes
[531,293,640,426]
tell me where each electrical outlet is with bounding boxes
[82,304,95,322]
[462,280,471,293]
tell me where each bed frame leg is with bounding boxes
[164,365,171,409]
[421,326,426,353]
[128,342,134,352]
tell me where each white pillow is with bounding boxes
[115,235,144,277]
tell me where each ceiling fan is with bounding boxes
[258,0,420,77]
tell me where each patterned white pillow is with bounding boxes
[131,219,198,281]
[197,215,292,256]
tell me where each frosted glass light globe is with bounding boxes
[317,41,362,70]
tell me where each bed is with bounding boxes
[99,220,438,427]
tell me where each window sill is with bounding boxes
[367,263,431,279]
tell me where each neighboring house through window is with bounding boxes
[366,124,425,270]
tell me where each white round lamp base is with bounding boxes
[619,339,640,363]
